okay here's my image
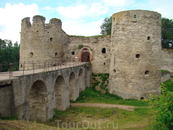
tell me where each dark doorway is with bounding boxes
[82,52,90,62]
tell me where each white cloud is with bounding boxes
[56,2,109,19]
[0,3,39,43]
[57,4,88,19]
[62,19,103,36]
[103,0,128,7]
[43,6,56,12]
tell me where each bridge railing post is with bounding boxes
[23,62,25,75]
[9,63,13,78]
[55,60,56,70]
[64,60,66,68]
[32,62,34,74]
[44,62,45,72]
[47,61,49,71]
[38,61,40,69]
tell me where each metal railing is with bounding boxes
[0,59,87,79]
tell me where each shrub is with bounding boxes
[150,85,173,129]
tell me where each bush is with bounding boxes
[150,85,173,130]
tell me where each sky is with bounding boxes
[0,0,173,43]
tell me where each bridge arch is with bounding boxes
[54,75,65,110]
[29,80,48,122]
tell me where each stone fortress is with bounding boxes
[20,10,173,100]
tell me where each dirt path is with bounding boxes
[71,103,136,111]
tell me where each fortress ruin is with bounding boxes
[20,10,173,99]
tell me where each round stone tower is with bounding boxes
[108,10,161,99]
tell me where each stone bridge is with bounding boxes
[0,62,91,122]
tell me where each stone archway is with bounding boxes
[29,80,48,122]
[54,75,65,110]
[78,47,92,62]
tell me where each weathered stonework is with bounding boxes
[65,36,111,73]
[109,10,162,99]
[19,9,173,100]
[20,16,68,69]
[161,49,173,72]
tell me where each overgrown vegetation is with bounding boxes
[0,39,20,72]
[77,73,148,106]
[92,73,109,93]
[78,44,83,49]
[69,34,108,38]
[161,80,173,91]
[150,81,173,129]
[161,70,170,73]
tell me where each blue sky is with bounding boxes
[0,0,173,43]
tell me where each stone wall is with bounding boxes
[0,81,15,117]
[161,49,173,72]
[109,10,161,99]
[64,35,111,73]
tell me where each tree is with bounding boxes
[162,18,173,49]
[0,39,20,71]
[100,17,112,35]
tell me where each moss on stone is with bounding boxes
[69,34,109,38]
[91,73,109,94]
[161,70,170,73]
[51,18,61,21]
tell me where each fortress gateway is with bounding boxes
[20,10,162,99]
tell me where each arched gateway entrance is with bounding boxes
[79,47,92,62]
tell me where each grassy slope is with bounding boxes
[44,87,153,130]
[0,120,60,130]
[45,106,153,130]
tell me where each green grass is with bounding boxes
[47,106,153,129]
[71,87,149,107]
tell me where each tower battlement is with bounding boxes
[21,15,62,29]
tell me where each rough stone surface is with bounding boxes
[64,36,111,73]
[161,49,173,72]
[20,16,68,69]
[161,72,171,82]
[109,10,162,99]
[0,81,15,117]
